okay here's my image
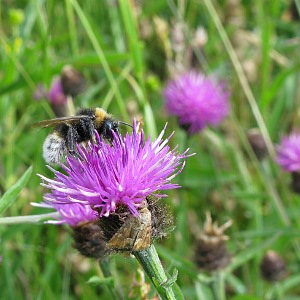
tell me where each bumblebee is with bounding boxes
[33,108,130,165]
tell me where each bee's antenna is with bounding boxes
[118,121,133,129]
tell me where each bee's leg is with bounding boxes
[86,120,96,143]
[66,126,79,157]
[80,118,95,143]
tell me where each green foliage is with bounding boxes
[1,0,300,299]
[0,166,32,215]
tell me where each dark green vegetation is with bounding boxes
[1,1,300,299]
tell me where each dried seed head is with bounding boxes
[247,128,268,160]
[61,65,85,97]
[147,195,174,241]
[195,212,232,272]
[72,221,107,258]
[260,250,287,282]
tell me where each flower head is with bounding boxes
[49,77,67,105]
[276,133,300,172]
[38,120,189,217]
[163,71,230,134]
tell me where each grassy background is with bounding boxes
[0,0,300,299]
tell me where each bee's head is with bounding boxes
[101,118,133,143]
[102,119,120,142]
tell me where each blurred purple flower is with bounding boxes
[163,71,230,134]
[276,133,300,172]
[48,77,67,105]
[32,202,97,226]
[38,120,190,217]
[33,83,48,101]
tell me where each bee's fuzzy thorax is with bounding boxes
[95,107,112,126]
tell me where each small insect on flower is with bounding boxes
[32,107,132,165]
[103,206,152,252]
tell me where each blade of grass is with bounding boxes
[65,0,79,56]
[0,166,33,216]
[106,0,125,52]
[200,0,275,158]
[225,232,281,275]
[0,36,35,91]
[118,0,157,137]
[256,0,272,109]
[68,0,129,121]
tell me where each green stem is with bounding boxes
[210,272,225,300]
[133,244,185,300]
[99,257,123,300]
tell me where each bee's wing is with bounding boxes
[31,115,91,128]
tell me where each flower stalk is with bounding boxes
[133,244,185,300]
[210,272,225,300]
[99,257,123,300]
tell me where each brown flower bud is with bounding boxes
[291,171,300,194]
[72,221,106,258]
[61,65,85,97]
[260,250,287,282]
[195,212,232,271]
[247,128,268,160]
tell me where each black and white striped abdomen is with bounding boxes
[43,132,66,165]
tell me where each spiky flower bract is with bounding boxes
[276,133,300,172]
[38,120,189,218]
[163,71,230,134]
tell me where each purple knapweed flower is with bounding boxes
[38,120,190,217]
[48,76,67,105]
[163,71,230,134]
[276,133,300,172]
[32,202,97,226]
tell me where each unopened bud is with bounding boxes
[260,250,287,282]
[291,171,300,194]
[247,128,268,160]
[61,65,85,97]
[72,221,106,258]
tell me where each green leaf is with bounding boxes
[86,276,114,287]
[0,166,33,216]
[267,274,300,296]
[229,295,261,300]
[160,268,178,289]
